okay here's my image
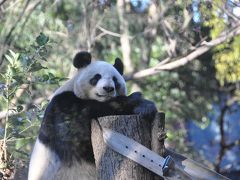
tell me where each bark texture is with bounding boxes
[151,112,165,156]
[91,113,165,180]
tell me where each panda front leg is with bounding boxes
[128,92,157,120]
[108,92,157,120]
[28,138,61,180]
[95,92,158,120]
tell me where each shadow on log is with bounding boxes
[91,113,165,180]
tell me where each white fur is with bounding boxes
[52,61,126,101]
[54,160,96,180]
[28,138,61,180]
[28,139,96,180]
[52,78,74,97]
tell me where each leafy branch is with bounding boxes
[125,24,240,80]
[0,33,65,177]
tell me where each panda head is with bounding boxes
[72,52,127,102]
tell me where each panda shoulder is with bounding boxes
[51,91,77,102]
[48,91,80,112]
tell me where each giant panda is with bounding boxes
[28,52,157,180]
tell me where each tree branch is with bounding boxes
[19,0,42,35]
[125,24,240,80]
[212,1,240,22]
[117,0,134,73]
[215,105,228,173]
[225,139,240,149]
[4,0,31,45]
[97,26,121,38]
[0,0,7,7]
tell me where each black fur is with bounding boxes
[89,74,101,86]
[73,52,91,69]
[38,91,157,165]
[113,76,121,90]
[113,58,124,75]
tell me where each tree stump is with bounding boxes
[91,113,165,180]
[151,112,166,156]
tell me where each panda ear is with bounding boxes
[73,51,91,69]
[113,58,124,75]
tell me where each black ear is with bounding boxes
[113,58,124,75]
[73,51,91,68]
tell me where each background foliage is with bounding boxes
[0,0,240,179]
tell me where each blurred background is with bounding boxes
[0,0,240,179]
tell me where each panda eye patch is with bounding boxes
[113,76,121,89]
[89,74,101,86]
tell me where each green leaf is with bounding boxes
[3,91,8,101]
[48,72,54,78]
[20,55,31,66]
[8,93,15,100]
[48,79,58,84]
[9,50,20,61]
[42,74,49,81]
[5,54,14,65]
[0,161,7,169]
[29,62,46,72]
[0,73,6,79]
[41,100,49,109]
[39,46,48,57]
[15,138,28,150]
[17,105,24,112]
[10,67,17,75]
[12,75,24,83]
[37,74,49,82]
[59,77,68,82]
[36,33,49,46]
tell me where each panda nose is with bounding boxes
[103,86,114,93]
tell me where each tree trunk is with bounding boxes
[91,113,165,180]
[117,0,134,74]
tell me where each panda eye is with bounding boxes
[113,76,120,89]
[94,74,101,78]
[90,74,101,86]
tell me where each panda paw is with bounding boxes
[128,92,157,120]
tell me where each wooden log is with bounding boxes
[91,115,155,180]
[151,112,166,180]
[151,112,166,156]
